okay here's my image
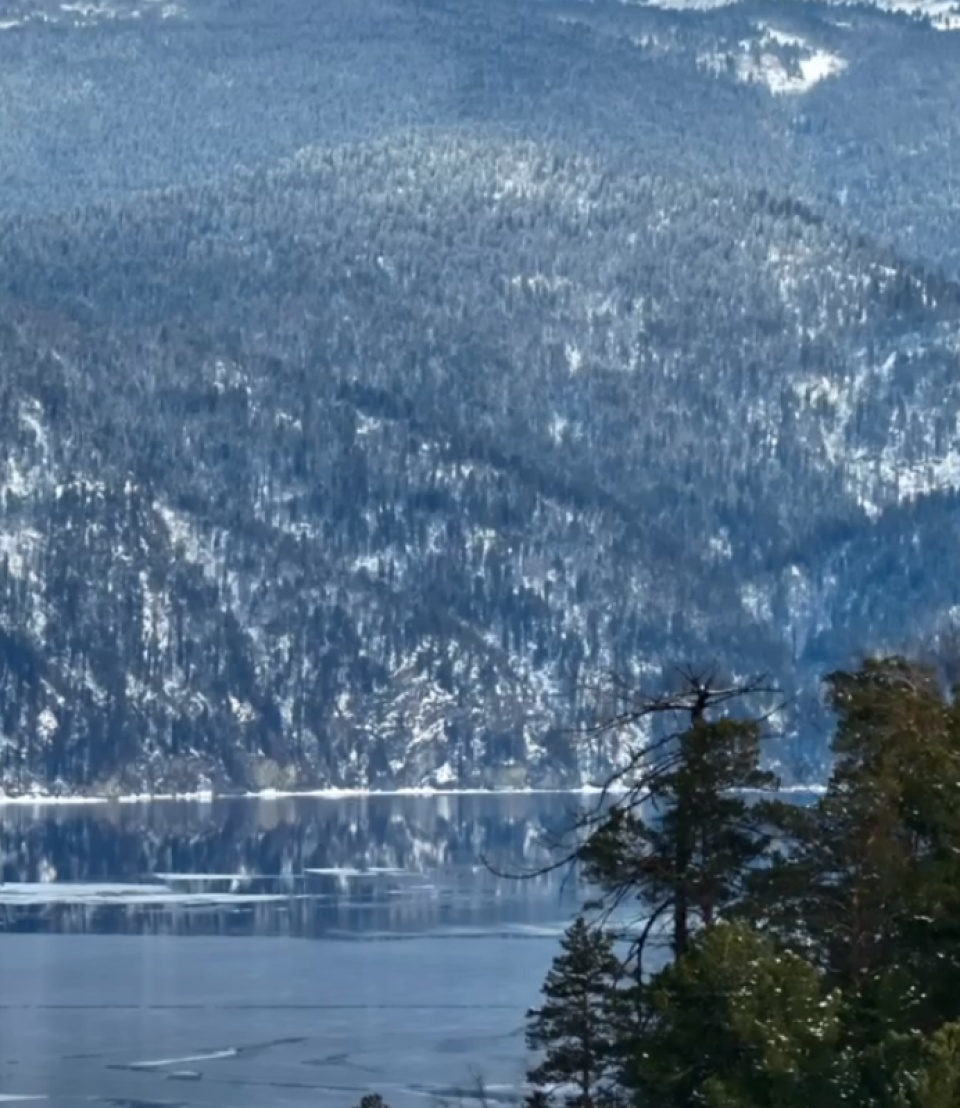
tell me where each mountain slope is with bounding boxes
[1,132,959,793]
[0,0,959,793]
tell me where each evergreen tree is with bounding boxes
[525,659,960,1108]
[525,916,625,1108]
[578,671,779,964]
[349,1096,390,1108]
[891,1021,960,1108]
[627,923,846,1108]
[755,658,960,1042]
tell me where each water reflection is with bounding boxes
[0,794,583,937]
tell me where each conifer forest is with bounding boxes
[0,0,958,799]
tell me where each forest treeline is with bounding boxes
[355,656,960,1107]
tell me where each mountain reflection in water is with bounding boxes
[0,794,583,937]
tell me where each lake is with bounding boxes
[0,794,586,1108]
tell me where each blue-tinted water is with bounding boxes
[0,795,583,1108]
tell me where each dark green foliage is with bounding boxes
[527,658,960,1108]
[525,917,625,1108]
[628,923,846,1108]
[890,1022,960,1108]
[352,1096,389,1108]
[578,673,779,961]
[758,660,960,1037]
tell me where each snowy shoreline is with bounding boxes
[0,782,823,808]
[0,784,611,807]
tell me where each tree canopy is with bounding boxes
[518,656,960,1108]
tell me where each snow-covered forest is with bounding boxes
[1,0,959,793]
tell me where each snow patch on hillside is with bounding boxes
[846,449,960,513]
[1,401,55,501]
[155,501,221,579]
[866,0,960,29]
[700,25,847,95]
[36,709,59,739]
[622,0,960,30]
[229,695,257,724]
[0,0,186,29]
[792,338,960,514]
[0,528,42,579]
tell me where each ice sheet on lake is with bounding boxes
[304,867,409,876]
[1,881,164,897]
[0,882,291,906]
[152,873,275,881]
[0,926,561,1108]
[124,1048,238,1069]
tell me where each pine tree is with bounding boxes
[578,672,779,964]
[627,923,846,1108]
[892,1020,960,1108]
[525,917,625,1108]
[755,657,960,1041]
[350,1095,390,1108]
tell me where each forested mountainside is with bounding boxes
[1,0,959,795]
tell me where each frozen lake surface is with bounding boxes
[0,795,582,1108]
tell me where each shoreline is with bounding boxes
[0,785,614,807]
[0,782,824,808]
